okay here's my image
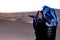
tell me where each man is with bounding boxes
[29,6,58,40]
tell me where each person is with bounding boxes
[29,6,58,40]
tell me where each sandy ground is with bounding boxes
[0,20,34,40]
[0,20,59,40]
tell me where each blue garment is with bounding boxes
[42,6,58,37]
[33,6,58,40]
[43,6,58,26]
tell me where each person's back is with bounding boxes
[33,17,57,40]
[29,6,58,40]
[33,17,47,40]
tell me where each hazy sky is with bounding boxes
[0,0,60,12]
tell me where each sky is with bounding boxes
[0,0,60,12]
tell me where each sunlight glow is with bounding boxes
[0,0,59,12]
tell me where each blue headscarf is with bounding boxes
[42,6,59,38]
[42,6,58,26]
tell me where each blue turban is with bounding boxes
[42,6,58,26]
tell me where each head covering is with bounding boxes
[42,5,58,26]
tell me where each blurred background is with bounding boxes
[0,0,60,40]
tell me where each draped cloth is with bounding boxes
[43,6,58,26]
[33,6,58,40]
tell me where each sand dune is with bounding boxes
[0,9,59,23]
